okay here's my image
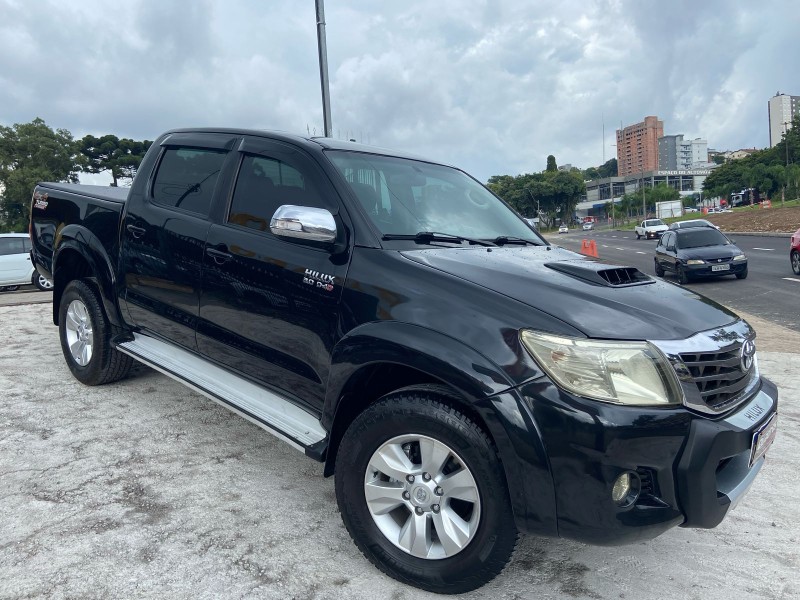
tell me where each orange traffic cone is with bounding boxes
[580,239,599,258]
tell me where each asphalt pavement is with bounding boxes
[552,229,800,333]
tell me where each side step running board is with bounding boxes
[116,334,327,452]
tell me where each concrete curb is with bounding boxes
[724,231,793,238]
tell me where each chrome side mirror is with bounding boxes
[270,205,337,243]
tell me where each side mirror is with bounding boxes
[270,205,337,243]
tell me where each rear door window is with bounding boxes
[0,237,25,256]
[152,147,227,216]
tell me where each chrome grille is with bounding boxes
[679,343,756,411]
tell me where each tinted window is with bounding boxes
[152,147,227,215]
[0,237,25,256]
[228,155,326,232]
[676,229,729,249]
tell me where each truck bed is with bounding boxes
[39,182,129,203]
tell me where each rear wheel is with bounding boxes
[1,285,20,292]
[677,265,689,284]
[335,388,518,594]
[654,259,665,277]
[59,280,133,385]
[636,232,641,239]
[792,250,800,275]
[32,272,53,291]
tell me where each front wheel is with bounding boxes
[59,280,133,385]
[736,268,748,280]
[791,250,800,275]
[335,388,518,594]
[677,265,689,284]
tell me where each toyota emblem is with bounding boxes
[740,339,756,372]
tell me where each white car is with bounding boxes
[634,219,668,240]
[558,224,569,234]
[582,222,594,231]
[0,233,53,291]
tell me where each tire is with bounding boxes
[677,265,689,285]
[736,268,748,280]
[792,250,800,275]
[32,272,54,291]
[636,232,641,239]
[58,280,133,385]
[654,259,665,277]
[335,388,518,594]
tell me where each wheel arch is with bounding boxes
[52,227,122,328]
[322,322,558,535]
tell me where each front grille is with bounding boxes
[679,344,755,410]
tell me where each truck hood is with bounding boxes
[400,246,738,340]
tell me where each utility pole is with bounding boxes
[315,0,332,137]
[784,121,791,205]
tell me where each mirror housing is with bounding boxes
[270,205,337,244]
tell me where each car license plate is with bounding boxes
[750,414,778,466]
[711,264,730,272]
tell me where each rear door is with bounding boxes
[197,137,350,413]
[120,133,240,351]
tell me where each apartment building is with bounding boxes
[658,135,708,170]
[616,116,663,176]
[768,92,799,147]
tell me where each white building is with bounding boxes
[658,135,708,170]
[768,92,800,147]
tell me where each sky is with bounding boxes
[1,0,797,184]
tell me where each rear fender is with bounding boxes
[53,226,123,327]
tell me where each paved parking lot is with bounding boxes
[1,303,798,599]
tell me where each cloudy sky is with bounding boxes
[1,0,797,183]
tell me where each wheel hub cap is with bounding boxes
[364,434,481,560]
[64,299,93,366]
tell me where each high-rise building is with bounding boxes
[768,92,800,147]
[616,116,663,176]
[659,135,709,170]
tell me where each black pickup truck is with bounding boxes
[30,128,778,594]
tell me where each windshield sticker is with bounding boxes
[33,192,49,210]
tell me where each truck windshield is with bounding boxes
[645,219,665,227]
[326,151,544,243]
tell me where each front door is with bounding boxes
[197,138,350,413]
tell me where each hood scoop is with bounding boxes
[545,261,654,287]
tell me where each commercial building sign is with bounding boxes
[656,170,710,176]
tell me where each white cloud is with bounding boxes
[1,0,797,181]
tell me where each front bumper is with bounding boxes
[685,260,747,278]
[516,376,778,545]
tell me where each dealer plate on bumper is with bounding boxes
[711,264,730,272]
[750,414,778,467]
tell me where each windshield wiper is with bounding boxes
[382,231,495,247]
[492,236,542,246]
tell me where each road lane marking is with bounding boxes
[783,278,800,283]
[602,245,609,248]
[751,248,774,251]
[616,247,625,251]
[636,251,646,254]
[612,236,618,238]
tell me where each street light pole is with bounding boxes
[315,0,333,138]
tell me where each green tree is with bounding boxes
[546,155,557,172]
[0,117,80,232]
[597,158,618,178]
[79,134,152,187]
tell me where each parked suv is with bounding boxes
[0,233,52,291]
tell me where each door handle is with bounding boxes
[126,224,146,238]
[206,246,232,264]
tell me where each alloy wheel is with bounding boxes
[64,299,93,366]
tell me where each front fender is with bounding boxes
[54,226,123,327]
[323,321,558,536]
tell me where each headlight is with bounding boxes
[686,259,705,265]
[733,254,746,261]
[520,331,682,406]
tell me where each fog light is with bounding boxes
[612,473,630,503]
